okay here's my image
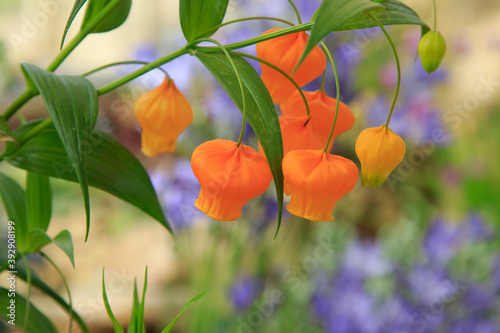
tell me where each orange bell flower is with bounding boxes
[283,150,358,221]
[280,89,355,150]
[191,139,272,221]
[134,77,193,157]
[355,125,406,188]
[256,28,326,104]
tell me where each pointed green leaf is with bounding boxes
[195,51,284,235]
[103,268,125,333]
[60,0,88,49]
[161,289,210,333]
[53,230,75,268]
[82,0,132,34]
[6,121,171,233]
[298,0,385,68]
[0,172,28,252]
[21,62,99,240]
[26,172,52,232]
[336,0,430,34]
[179,0,230,41]
[26,230,75,267]
[0,288,58,333]
[127,268,147,333]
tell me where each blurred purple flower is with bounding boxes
[407,264,456,304]
[342,240,393,278]
[229,275,263,311]
[150,159,203,230]
[449,319,498,333]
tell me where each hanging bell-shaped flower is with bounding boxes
[280,89,355,151]
[191,139,272,221]
[355,125,406,188]
[134,77,193,157]
[283,150,358,221]
[256,28,326,104]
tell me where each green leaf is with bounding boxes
[81,0,132,34]
[60,0,88,49]
[21,62,99,241]
[127,268,147,333]
[6,121,171,233]
[161,289,210,333]
[179,0,230,41]
[0,287,58,333]
[10,260,90,333]
[26,230,75,267]
[103,268,125,333]
[26,172,52,232]
[53,230,75,268]
[299,0,385,68]
[195,51,284,235]
[335,0,430,34]
[0,172,28,252]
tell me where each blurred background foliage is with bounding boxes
[1,0,499,332]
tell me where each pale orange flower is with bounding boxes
[135,77,193,157]
[355,125,406,187]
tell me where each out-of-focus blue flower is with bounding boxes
[343,240,393,278]
[150,158,204,230]
[424,218,466,265]
[407,264,455,305]
[228,275,263,311]
[449,319,499,333]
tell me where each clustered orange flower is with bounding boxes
[134,77,193,157]
[133,29,407,224]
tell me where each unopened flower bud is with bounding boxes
[418,31,446,74]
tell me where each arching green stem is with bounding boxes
[2,90,37,121]
[288,0,302,24]
[368,14,401,130]
[432,0,437,31]
[321,42,340,153]
[83,60,169,78]
[193,38,247,146]
[206,17,295,36]
[41,252,74,332]
[232,51,310,116]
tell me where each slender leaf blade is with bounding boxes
[25,230,74,267]
[195,51,284,235]
[6,121,171,233]
[0,287,58,333]
[81,0,132,34]
[102,268,125,333]
[161,289,210,333]
[26,172,52,232]
[21,62,99,240]
[299,0,385,68]
[60,0,88,49]
[179,0,230,41]
[0,172,28,252]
